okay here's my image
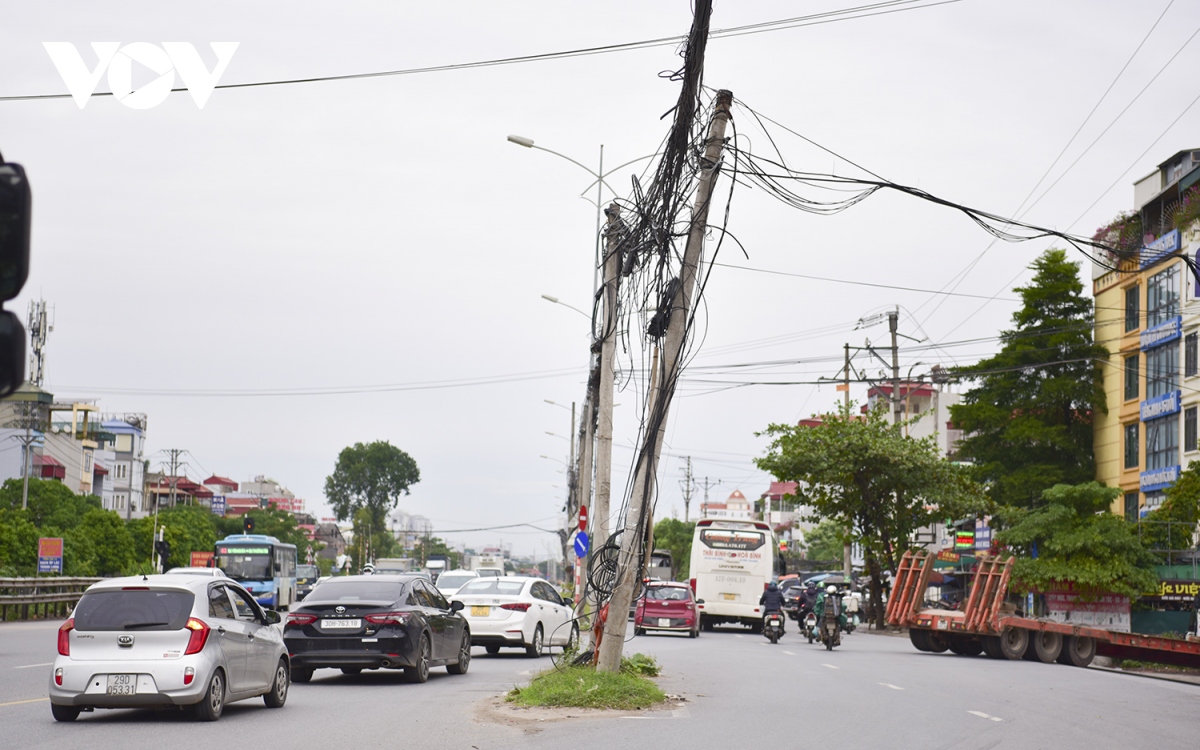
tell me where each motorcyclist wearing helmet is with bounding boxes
[360,563,376,575]
[759,581,786,633]
[813,584,848,631]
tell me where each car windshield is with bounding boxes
[296,565,319,579]
[309,581,405,602]
[73,589,194,631]
[459,579,526,595]
[645,587,690,601]
[437,575,476,590]
[215,552,271,580]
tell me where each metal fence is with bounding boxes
[0,577,102,622]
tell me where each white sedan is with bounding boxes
[454,576,578,657]
[434,569,479,598]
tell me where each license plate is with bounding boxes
[657,618,671,627]
[106,674,136,696]
[471,606,490,617]
[321,619,361,629]
[722,593,736,601]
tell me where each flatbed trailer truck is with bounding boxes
[886,551,1200,669]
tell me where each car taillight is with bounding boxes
[184,618,210,655]
[54,668,63,686]
[183,667,195,686]
[57,618,73,656]
[286,613,317,627]
[500,602,532,612]
[364,612,410,625]
[689,578,696,594]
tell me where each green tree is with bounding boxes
[76,509,135,575]
[995,482,1157,599]
[1138,464,1199,562]
[0,509,40,575]
[652,518,695,580]
[324,441,420,528]
[800,518,846,563]
[0,478,101,530]
[128,505,220,569]
[757,403,987,627]
[217,508,311,551]
[949,248,1107,508]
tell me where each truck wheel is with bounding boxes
[926,632,950,653]
[959,639,984,657]
[1056,635,1096,667]
[1032,631,1063,663]
[909,629,932,652]
[981,635,1005,659]
[999,627,1029,660]
[947,636,967,655]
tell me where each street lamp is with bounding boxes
[540,294,590,320]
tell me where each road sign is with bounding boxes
[210,496,226,516]
[38,537,63,574]
[578,505,587,531]
[573,531,590,558]
[191,551,214,567]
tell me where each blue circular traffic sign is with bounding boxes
[573,531,590,558]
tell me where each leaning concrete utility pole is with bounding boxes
[888,308,901,425]
[843,343,853,580]
[597,89,733,673]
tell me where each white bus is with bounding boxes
[689,518,778,630]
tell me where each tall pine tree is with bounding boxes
[950,248,1107,508]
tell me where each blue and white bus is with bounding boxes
[214,534,298,610]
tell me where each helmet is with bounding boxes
[826,585,837,595]
[768,582,779,591]
[361,563,376,574]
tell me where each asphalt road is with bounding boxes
[2,618,1198,749]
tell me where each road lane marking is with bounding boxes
[879,683,904,690]
[734,634,744,639]
[13,663,52,669]
[968,710,1003,722]
[0,698,48,707]
[783,651,796,655]
[822,664,839,669]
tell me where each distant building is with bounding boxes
[701,489,754,521]
[863,380,963,459]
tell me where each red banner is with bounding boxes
[190,551,215,568]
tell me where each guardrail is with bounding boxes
[0,577,102,622]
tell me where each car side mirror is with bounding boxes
[263,610,281,624]
[695,599,705,605]
[450,600,464,613]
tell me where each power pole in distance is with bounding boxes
[888,308,901,425]
[697,476,721,518]
[842,343,853,580]
[679,457,695,522]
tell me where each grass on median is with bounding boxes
[506,654,667,710]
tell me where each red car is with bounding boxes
[633,582,701,638]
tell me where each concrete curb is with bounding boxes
[1088,664,1200,687]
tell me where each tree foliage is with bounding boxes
[994,482,1158,599]
[325,441,420,527]
[0,478,101,529]
[217,508,311,552]
[800,518,846,563]
[757,403,987,627]
[1139,464,1200,559]
[652,518,695,580]
[950,249,1107,508]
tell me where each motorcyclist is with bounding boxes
[759,581,786,633]
[360,563,376,575]
[814,584,848,632]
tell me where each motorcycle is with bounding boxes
[763,611,785,644]
[804,611,817,644]
[819,597,842,651]
[842,592,859,634]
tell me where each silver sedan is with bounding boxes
[49,573,290,722]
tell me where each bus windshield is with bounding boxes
[216,549,271,580]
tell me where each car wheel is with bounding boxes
[51,704,80,722]
[340,667,362,675]
[525,624,544,658]
[634,627,645,636]
[447,633,472,675]
[406,635,431,683]
[689,627,698,639]
[291,666,313,683]
[264,660,289,708]
[485,644,501,655]
[565,625,580,653]
[194,669,225,722]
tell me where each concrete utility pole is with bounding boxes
[593,204,623,557]
[843,343,853,580]
[888,308,901,425]
[679,456,694,522]
[598,89,733,673]
[574,396,594,608]
[165,449,184,507]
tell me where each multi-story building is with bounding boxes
[99,414,147,518]
[863,379,963,458]
[1093,148,1200,518]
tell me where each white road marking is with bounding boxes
[783,651,796,656]
[822,663,839,669]
[968,710,1003,722]
[517,670,532,676]
[879,683,904,690]
[0,698,47,707]
[734,634,744,639]
[13,663,52,669]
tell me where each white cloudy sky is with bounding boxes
[3,1,1198,556]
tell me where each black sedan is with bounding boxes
[284,574,470,684]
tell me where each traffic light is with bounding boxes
[0,156,30,397]
[243,514,256,534]
[154,539,171,565]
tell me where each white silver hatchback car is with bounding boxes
[49,574,289,722]
[455,576,578,656]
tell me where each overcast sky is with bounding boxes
[3,0,1197,557]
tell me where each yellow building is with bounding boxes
[1094,149,1200,518]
